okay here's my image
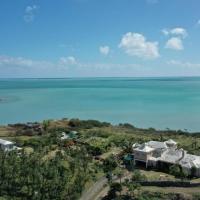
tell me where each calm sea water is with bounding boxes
[0,77,200,132]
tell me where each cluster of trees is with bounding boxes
[0,145,92,200]
[169,164,189,179]
[169,164,197,179]
[102,169,200,200]
[102,170,147,200]
[68,119,110,129]
[102,155,118,183]
[85,137,112,156]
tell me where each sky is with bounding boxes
[0,0,200,78]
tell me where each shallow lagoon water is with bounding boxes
[0,77,200,132]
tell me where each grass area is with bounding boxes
[100,147,122,159]
[42,149,59,161]
[191,178,200,183]
[139,169,177,181]
[23,147,34,154]
[142,186,200,195]
[7,135,40,141]
[0,126,15,137]
[84,170,105,191]
[47,119,69,130]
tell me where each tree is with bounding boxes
[43,120,50,131]
[169,164,181,177]
[127,182,141,198]
[103,155,118,173]
[0,140,92,200]
[103,156,118,184]
[192,138,198,150]
[123,178,130,187]
[159,134,164,142]
[107,182,122,199]
[122,140,133,153]
[191,166,197,177]
[179,168,189,180]
[132,170,147,181]
[169,164,189,179]
[114,168,123,184]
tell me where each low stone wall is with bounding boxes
[136,181,200,187]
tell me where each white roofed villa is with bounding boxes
[133,139,200,177]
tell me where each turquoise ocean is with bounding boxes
[0,77,200,132]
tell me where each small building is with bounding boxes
[0,139,21,151]
[61,132,69,140]
[123,154,135,170]
[60,131,78,140]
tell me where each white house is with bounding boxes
[60,131,78,140]
[133,139,200,177]
[0,139,21,151]
[61,132,69,140]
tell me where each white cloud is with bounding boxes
[119,32,159,59]
[0,55,33,67]
[24,5,39,22]
[197,20,200,26]
[78,62,141,70]
[59,56,77,65]
[170,28,187,38]
[99,46,110,56]
[0,55,141,73]
[167,60,200,68]
[0,55,55,69]
[162,27,187,38]
[162,29,169,36]
[162,27,187,51]
[165,37,183,50]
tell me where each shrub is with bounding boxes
[169,164,181,177]
[132,170,147,181]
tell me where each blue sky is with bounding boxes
[0,0,200,77]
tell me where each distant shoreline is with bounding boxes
[1,76,200,80]
[1,118,199,135]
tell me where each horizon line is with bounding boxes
[1,75,200,79]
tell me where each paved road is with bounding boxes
[80,177,108,200]
[80,172,131,200]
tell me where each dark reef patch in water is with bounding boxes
[0,96,20,103]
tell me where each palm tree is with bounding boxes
[115,167,123,184]
[128,182,141,198]
[42,120,50,132]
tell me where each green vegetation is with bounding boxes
[0,138,94,199]
[169,164,189,179]
[1,118,200,199]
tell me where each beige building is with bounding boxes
[133,139,200,177]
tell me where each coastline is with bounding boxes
[1,118,200,135]
[1,77,200,132]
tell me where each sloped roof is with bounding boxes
[165,139,177,145]
[0,139,14,145]
[61,132,70,140]
[147,141,168,149]
[135,143,155,152]
[180,154,200,169]
[159,149,183,164]
[132,143,140,148]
